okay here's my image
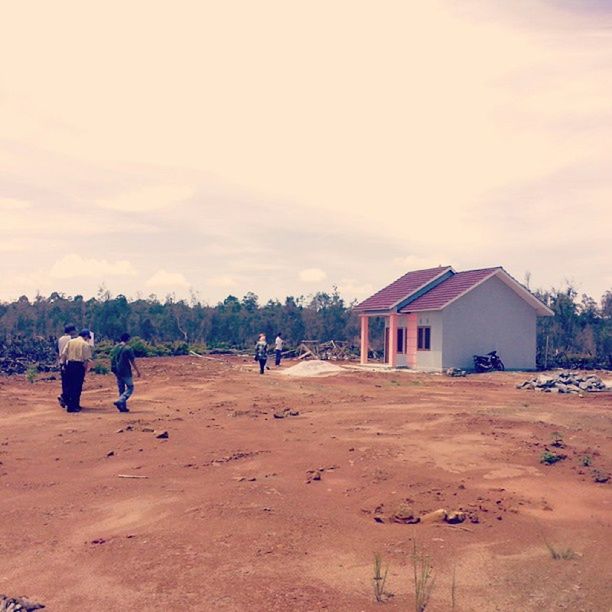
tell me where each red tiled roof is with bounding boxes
[399,268,500,312]
[354,266,452,312]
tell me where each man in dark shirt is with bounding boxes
[111,333,141,413]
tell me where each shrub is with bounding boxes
[91,361,109,375]
[541,451,566,465]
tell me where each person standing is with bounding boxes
[254,333,268,375]
[111,333,141,413]
[274,332,284,367]
[57,324,77,408]
[60,328,93,413]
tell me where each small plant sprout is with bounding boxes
[372,553,390,603]
[550,432,565,448]
[538,524,577,561]
[412,541,435,612]
[26,365,38,384]
[544,540,577,560]
[450,565,457,611]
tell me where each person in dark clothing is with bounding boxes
[60,328,93,413]
[254,333,268,374]
[111,333,141,413]
[57,324,77,408]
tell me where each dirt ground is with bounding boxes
[0,356,610,611]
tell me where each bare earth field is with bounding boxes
[1,356,611,611]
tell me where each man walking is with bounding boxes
[60,328,93,413]
[111,333,141,413]
[57,324,77,408]
[274,332,284,367]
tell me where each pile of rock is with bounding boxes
[516,372,607,394]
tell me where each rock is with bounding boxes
[155,431,169,439]
[0,595,45,611]
[445,511,466,524]
[592,470,610,483]
[106,451,115,457]
[518,372,606,394]
[391,505,420,524]
[420,509,447,523]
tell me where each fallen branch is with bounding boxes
[117,474,149,479]
[189,350,222,362]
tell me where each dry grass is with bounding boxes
[372,553,390,603]
[412,541,435,612]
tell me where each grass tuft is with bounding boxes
[412,541,435,612]
[373,553,390,603]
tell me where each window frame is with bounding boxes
[397,327,406,354]
[417,326,431,351]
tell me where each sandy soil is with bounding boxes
[0,357,610,611]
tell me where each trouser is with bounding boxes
[60,364,69,402]
[64,361,85,410]
[275,350,282,366]
[258,358,267,374]
[116,374,134,405]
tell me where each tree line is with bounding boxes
[0,285,610,368]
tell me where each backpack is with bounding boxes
[110,346,123,374]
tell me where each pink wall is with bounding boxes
[406,313,417,368]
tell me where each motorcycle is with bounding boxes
[473,350,505,372]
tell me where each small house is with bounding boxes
[355,266,553,371]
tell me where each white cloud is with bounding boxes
[299,268,327,283]
[0,197,30,210]
[337,279,375,301]
[207,275,238,288]
[97,184,194,212]
[145,269,190,289]
[50,254,138,279]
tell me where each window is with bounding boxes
[417,326,431,350]
[397,327,406,353]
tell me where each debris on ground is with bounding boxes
[155,430,169,439]
[374,507,468,525]
[0,594,45,611]
[446,367,467,377]
[0,336,59,375]
[306,465,338,483]
[516,372,607,393]
[292,340,358,361]
[273,407,300,419]
[281,360,344,378]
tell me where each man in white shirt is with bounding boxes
[57,324,77,408]
[274,333,284,367]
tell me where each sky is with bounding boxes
[1,0,611,306]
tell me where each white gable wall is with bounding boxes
[441,275,537,370]
[415,311,443,370]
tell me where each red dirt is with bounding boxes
[1,357,610,611]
